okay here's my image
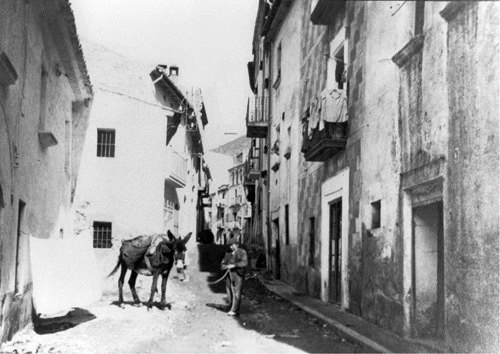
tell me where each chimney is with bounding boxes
[169,65,179,85]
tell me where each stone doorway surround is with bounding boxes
[401,157,446,338]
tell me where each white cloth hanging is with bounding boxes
[308,98,319,139]
[324,88,348,123]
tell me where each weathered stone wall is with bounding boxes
[443,2,499,352]
[349,1,499,350]
[345,0,368,317]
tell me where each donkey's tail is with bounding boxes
[108,256,122,277]
[208,269,230,285]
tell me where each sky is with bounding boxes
[70,0,258,150]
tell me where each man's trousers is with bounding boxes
[226,271,244,313]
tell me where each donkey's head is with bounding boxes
[167,230,192,272]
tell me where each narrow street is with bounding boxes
[2,243,366,353]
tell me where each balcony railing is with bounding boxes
[301,121,348,162]
[165,148,187,188]
[246,96,269,138]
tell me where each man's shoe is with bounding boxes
[227,311,238,316]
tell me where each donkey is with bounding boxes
[108,230,192,311]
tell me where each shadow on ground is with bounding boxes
[233,275,368,353]
[197,243,230,294]
[34,308,96,335]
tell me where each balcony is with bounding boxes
[229,195,242,207]
[301,121,348,162]
[165,148,187,188]
[246,146,261,180]
[246,96,269,138]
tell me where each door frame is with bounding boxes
[321,168,349,309]
[403,178,445,337]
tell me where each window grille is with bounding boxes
[93,222,112,248]
[97,129,115,157]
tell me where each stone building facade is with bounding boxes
[0,0,93,342]
[247,1,499,352]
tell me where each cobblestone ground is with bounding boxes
[1,243,367,353]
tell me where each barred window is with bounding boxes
[93,222,112,248]
[97,129,115,157]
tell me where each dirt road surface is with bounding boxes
[1,243,368,353]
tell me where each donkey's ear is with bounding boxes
[183,232,192,244]
[167,230,176,241]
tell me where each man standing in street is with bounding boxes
[221,237,248,316]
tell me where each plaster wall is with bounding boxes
[268,0,302,286]
[0,0,92,341]
[73,91,166,241]
[73,41,202,244]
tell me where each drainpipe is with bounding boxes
[266,42,273,273]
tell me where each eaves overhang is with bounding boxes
[261,0,293,43]
[43,0,93,101]
[150,68,191,109]
[310,0,346,26]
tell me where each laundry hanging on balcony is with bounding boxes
[322,88,348,123]
[308,97,322,139]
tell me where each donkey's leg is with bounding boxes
[147,270,160,311]
[118,262,127,309]
[159,270,171,309]
[128,271,142,306]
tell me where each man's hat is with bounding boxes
[227,237,238,246]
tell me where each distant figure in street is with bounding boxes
[221,237,248,316]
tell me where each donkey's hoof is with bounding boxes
[132,302,143,307]
[119,303,125,309]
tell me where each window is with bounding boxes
[93,221,113,248]
[371,200,381,229]
[97,129,115,157]
[277,42,282,78]
[39,65,48,129]
[285,204,290,245]
[309,217,315,267]
[328,28,346,90]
